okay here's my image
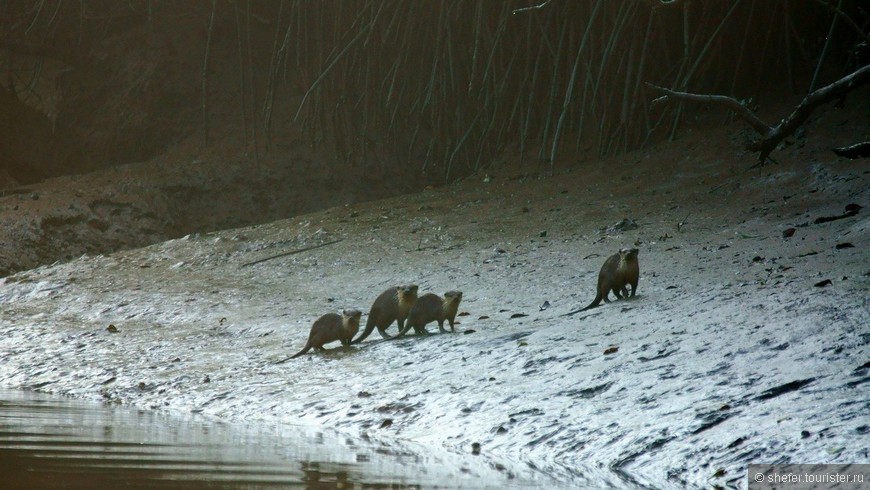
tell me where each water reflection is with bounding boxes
[0,389,497,489]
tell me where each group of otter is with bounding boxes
[287,247,639,360]
[287,286,463,359]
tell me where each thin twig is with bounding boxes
[680,0,741,89]
[512,0,552,15]
[201,0,217,147]
[809,0,841,92]
[293,16,375,121]
[234,1,249,150]
[240,239,344,268]
[245,0,259,164]
[549,0,604,174]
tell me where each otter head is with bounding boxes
[443,290,463,306]
[397,284,419,301]
[443,290,463,315]
[342,308,362,329]
[621,248,639,262]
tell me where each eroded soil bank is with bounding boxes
[0,149,414,277]
[1,112,869,488]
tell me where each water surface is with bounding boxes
[0,388,505,489]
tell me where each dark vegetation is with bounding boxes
[2,0,866,185]
[0,1,866,278]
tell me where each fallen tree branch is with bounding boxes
[647,64,870,164]
[240,238,344,268]
[648,84,769,134]
[832,141,870,159]
[747,64,870,162]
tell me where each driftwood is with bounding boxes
[240,238,344,268]
[832,141,870,159]
[648,64,870,164]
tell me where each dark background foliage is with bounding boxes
[1,0,866,185]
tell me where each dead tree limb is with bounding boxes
[833,141,870,159]
[647,64,870,164]
[747,64,870,162]
[240,238,344,268]
[649,85,769,134]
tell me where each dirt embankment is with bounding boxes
[0,146,422,277]
[1,101,868,487]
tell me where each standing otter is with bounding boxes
[564,248,639,316]
[397,290,463,336]
[351,285,418,343]
[288,309,362,359]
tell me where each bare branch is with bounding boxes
[512,0,552,15]
[648,64,870,164]
[201,0,217,147]
[647,83,771,135]
[240,239,344,268]
[747,64,870,162]
[293,19,374,121]
[833,142,870,159]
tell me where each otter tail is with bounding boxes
[351,318,376,344]
[288,341,312,359]
[274,341,311,363]
[395,321,414,338]
[562,294,602,317]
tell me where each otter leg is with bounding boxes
[395,321,414,338]
[438,320,448,333]
[612,286,624,299]
[377,325,394,339]
[629,279,638,297]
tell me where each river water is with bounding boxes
[0,388,514,489]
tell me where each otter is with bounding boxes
[564,248,639,316]
[351,285,418,343]
[397,290,463,336]
[288,309,362,359]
